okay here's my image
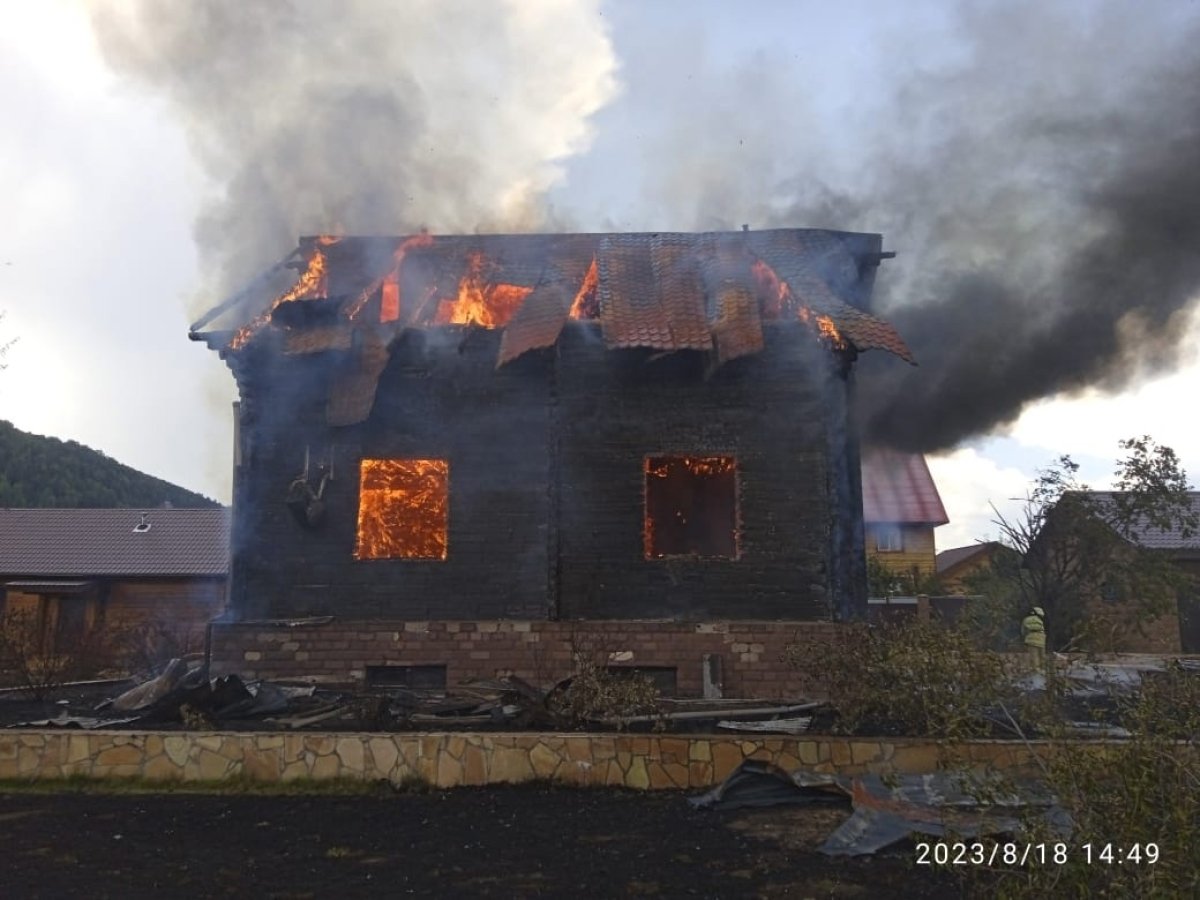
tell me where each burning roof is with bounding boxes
[191,229,913,367]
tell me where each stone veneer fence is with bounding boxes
[0,731,1059,790]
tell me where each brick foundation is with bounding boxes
[210,619,843,699]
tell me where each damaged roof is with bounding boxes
[191,229,912,365]
[0,508,230,577]
[860,449,949,526]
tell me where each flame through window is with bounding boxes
[354,459,448,560]
[644,456,739,559]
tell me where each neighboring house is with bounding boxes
[1039,491,1200,653]
[936,541,1016,593]
[0,508,229,662]
[861,448,949,586]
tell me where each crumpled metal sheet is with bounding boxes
[219,231,914,363]
[747,230,915,363]
[691,760,1071,857]
[710,286,764,364]
[496,282,573,367]
[822,773,1071,856]
[326,332,391,426]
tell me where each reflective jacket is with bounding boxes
[1022,614,1046,649]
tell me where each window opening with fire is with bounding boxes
[354,459,449,560]
[644,456,739,559]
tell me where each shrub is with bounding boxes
[547,634,662,729]
[0,608,104,699]
[981,663,1200,897]
[784,618,1010,738]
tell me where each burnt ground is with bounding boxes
[0,784,976,899]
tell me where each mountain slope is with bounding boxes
[0,420,219,508]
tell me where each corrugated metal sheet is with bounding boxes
[0,508,229,577]
[710,286,763,363]
[496,282,572,366]
[861,448,949,525]
[598,234,675,350]
[650,234,712,351]
[748,231,914,364]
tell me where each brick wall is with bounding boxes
[210,618,843,699]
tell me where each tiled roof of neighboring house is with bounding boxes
[861,449,949,526]
[936,542,1003,574]
[1084,491,1200,552]
[0,508,230,577]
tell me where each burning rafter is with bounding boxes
[228,236,340,350]
[568,256,600,319]
[346,232,436,322]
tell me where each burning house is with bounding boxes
[192,229,912,696]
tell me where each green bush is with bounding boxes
[785,618,1011,738]
[995,664,1200,898]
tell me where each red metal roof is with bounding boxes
[861,449,949,526]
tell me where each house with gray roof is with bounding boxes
[0,508,229,664]
[1043,491,1200,653]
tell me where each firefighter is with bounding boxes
[1022,606,1046,671]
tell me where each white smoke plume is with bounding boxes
[88,0,620,307]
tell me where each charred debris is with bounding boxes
[5,657,823,735]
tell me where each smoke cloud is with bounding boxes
[90,1,1199,457]
[601,1,1200,454]
[843,2,1200,452]
[88,0,619,310]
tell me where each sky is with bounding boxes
[2,0,1197,552]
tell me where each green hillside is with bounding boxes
[0,420,219,508]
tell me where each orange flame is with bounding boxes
[354,458,448,560]
[431,252,531,327]
[568,257,599,319]
[750,259,847,351]
[646,456,735,478]
[229,237,339,349]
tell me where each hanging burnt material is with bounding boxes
[286,446,334,528]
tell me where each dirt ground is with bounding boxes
[0,784,971,899]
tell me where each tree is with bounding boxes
[989,437,1196,652]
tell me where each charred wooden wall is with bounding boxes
[229,323,860,622]
[231,329,552,620]
[555,324,838,620]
